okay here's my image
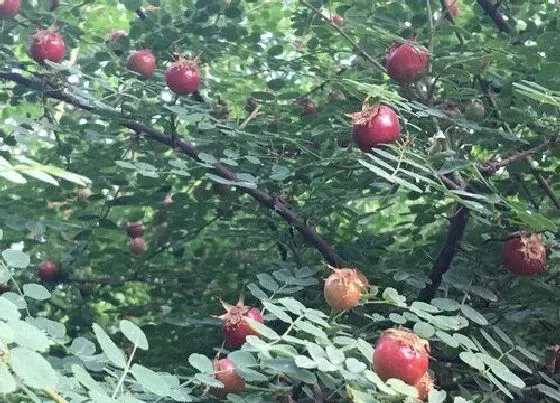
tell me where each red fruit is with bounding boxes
[386,43,429,84]
[0,0,20,17]
[350,104,401,151]
[374,329,430,385]
[110,30,128,42]
[127,50,156,79]
[331,14,343,26]
[127,221,145,238]
[30,29,66,64]
[165,57,201,95]
[546,345,560,373]
[502,232,546,276]
[414,372,434,400]
[219,299,264,348]
[212,358,246,398]
[39,260,59,282]
[445,0,459,17]
[0,282,9,294]
[302,100,317,116]
[323,268,368,310]
[129,237,146,255]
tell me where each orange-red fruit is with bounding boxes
[386,44,429,84]
[446,0,459,17]
[219,300,264,348]
[127,50,156,79]
[110,30,128,42]
[165,58,201,95]
[30,29,66,64]
[129,237,146,255]
[0,0,20,17]
[331,14,343,26]
[502,232,546,276]
[212,358,246,398]
[39,260,59,282]
[350,105,400,151]
[127,221,145,238]
[374,329,430,385]
[323,268,368,310]
[414,372,434,400]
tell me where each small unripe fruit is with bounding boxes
[0,0,20,17]
[127,50,156,79]
[331,14,343,26]
[126,221,145,238]
[129,237,146,255]
[39,260,59,282]
[165,57,201,95]
[464,99,485,121]
[374,329,430,385]
[350,104,401,151]
[212,358,246,398]
[77,188,93,201]
[386,44,429,84]
[502,232,546,276]
[30,29,66,64]
[302,100,317,116]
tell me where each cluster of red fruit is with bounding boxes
[209,298,264,398]
[127,221,146,255]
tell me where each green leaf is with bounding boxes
[295,321,328,340]
[431,298,461,311]
[72,364,106,394]
[10,320,50,352]
[2,249,30,268]
[92,323,126,369]
[413,321,435,338]
[245,318,280,340]
[120,320,149,350]
[537,384,560,401]
[131,364,173,397]
[22,284,51,300]
[326,346,345,365]
[262,302,292,323]
[460,305,488,325]
[507,354,532,374]
[0,366,16,393]
[278,297,306,315]
[428,390,447,403]
[257,273,279,291]
[459,351,485,371]
[345,358,367,373]
[359,160,422,193]
[189,353,213,373]
[480,354,526,388]
[9,347,57,390]
[294,355,316,369]
[480,329,502,354]
[0,297,21,322]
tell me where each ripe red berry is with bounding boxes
[219,299,264,348]
[546,345,560,373]
[414,372,434,400]
[386,43,429,84]
[0,0,20,17]
[374,329,430,385]
[331,14,343,26]
[445,0,459,17]
[350,104,401,151]
[39,260,60,282]
[127,221,145,238]
[302,100,317,116]
[323,268,368,311]
[110,30,128,42]
[30,29,66,64]
[165,57,201,95]
[502,232,546,276]
[129,237,146,255]
[0,282,10,294]
[212,358,246,398]
[127,50,156,79]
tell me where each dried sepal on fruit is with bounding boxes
[323,266,369,310]
[217,297,264,348]
[349,103,401,152]
[502,232,546,276]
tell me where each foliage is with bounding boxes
[0,0,559,402]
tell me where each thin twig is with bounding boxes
[300,1,385,73]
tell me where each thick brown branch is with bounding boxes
[477,0,514,34]
[0,70,343,267]
[418,204,469,302]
